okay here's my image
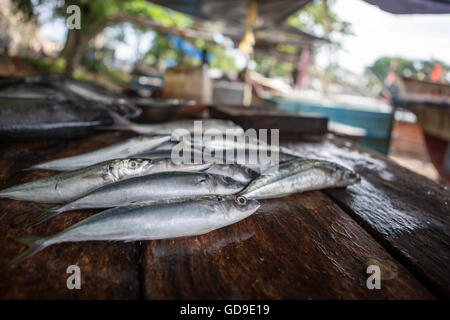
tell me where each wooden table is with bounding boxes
[0,132,448,299]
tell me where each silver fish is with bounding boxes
[130,149,259,185]
[107,112,244,137]
[0,158,210,203]
[7,195,260,267]
[239,158,360,200]
[182,136,303,158]
[29,135,171,171]
[180,145,291,173]
[203,164,258,185]
[33,172,245,224]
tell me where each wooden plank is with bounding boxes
[283,135,450,298]
[142,191,433,299]
[209,105,328,135]
[0,132,141,299]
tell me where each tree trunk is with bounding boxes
[60,29,91,77]
[60,23,108,77]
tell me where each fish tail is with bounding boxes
[20,166,36,171]
[29,204,62,226]
[0,188,16,199]
[3,235,47,269]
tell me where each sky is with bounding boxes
[39,0,450,75]
[315,0,450,74]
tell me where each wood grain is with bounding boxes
[0,132,141,299]
[283,135,450,298]
[209,105,328,135]
[0,132,444,299]
[142,192,433,299]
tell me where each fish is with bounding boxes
[238,158,360,200]
[0,75,141,119]
[134,145,259,185]
[32,172,245,224]
[6,195,260,267]
[0,97,113,141]
[203,164,258,185]
[132,141,179,160]
[185,137,304,159]
[137,145,261,183]
[175,144,294,173]
[56,79,141,119]
[0,158,210,203]
[29,135,171,171]
[106,112,245,137]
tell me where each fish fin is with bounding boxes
[31,203,56,213]
[3,235,47,269]
[29,205,62,226]
[98,111,133,131]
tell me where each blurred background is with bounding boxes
[1,0,449,183]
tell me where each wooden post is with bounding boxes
[296,47,310,88]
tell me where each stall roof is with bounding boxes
[111,11,228,45]
[251,25,329,49]
[150,0,312,29]
[363,0,450,14]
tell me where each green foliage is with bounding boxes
[22,56,65,73]
[207,45,239,72]
[367,56,450,82]
[276,44,297,54]
[97,64,129,85]
[73,69,94,81]
[120,0,193,28]
[254,56,293,78]
[287,0,353,41]
[143,32,180,65]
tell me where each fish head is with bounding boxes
[327,163,360,187]
[210,174,245,194]
[115,158,153,179]
[228,195,260,217]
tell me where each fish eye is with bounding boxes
[235,196,247,206]
[128,160,138,169]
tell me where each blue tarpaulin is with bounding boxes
[166,34,213,61]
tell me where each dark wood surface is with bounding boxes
[284,135,450,298]
[0,132,447,299]
[143,191,432,299]
[209,105,328,135]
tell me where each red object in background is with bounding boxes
[386,71,396,85]
[423,133,450,182]
[430,63,442,82]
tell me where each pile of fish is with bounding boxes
[0,75,140,140]
[1,115,360,267]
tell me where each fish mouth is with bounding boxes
[243,199,260,213]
